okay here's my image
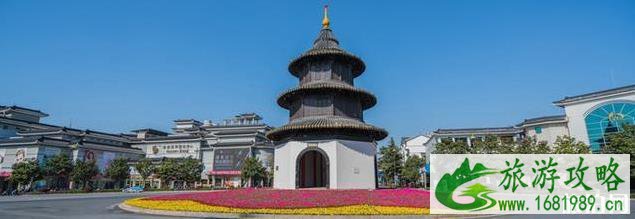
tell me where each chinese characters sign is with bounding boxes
[213,148,249,171]
[430,154,630,214]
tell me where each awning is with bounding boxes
[0,171,12,178]
[208,170,241,176]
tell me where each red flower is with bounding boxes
[146,189,430,209]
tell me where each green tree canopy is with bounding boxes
[471,135,501,154]
[42,154,73,190]
[401,155,424,187]
[135,158,155,186]
[179,157,204,185]
[511,136,552,154]
[241,157,266,188]
[10,160,41,190]
[553,136,590,154]
[155,158,178,188]
[378,137,403,187]
[603,123,635,180]
[434,139,471,154]
[71,159,99,190]
[105,158,130,189]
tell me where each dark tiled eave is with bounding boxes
[266,116,387,141]
[434,127,522,136]
[277,81,377,110]
[517,115,567,126]
[287,28,366,78]
[0,105,48,117]
[554,84,635,106]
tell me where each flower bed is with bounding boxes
[125,188,430,215]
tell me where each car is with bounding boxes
[122,186,144,193]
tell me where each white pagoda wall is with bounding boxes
[273,139,376,189]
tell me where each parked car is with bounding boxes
[122,186,144,193]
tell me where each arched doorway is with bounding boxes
[296,149,329,188]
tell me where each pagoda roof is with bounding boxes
[288,28,365,78]
[277,80,377,110]
[266,115,387,142]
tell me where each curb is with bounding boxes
[118,202,492,218]
[118,203,244,218]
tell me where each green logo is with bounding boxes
[435,158,498,211]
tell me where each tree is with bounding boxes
[241,157,265,188]
[533,140,552,154]
[401,155,424,187]
[135,158,155,187]
[433,140,470,154]
[553,136,590,154]
[10,160,41,192]
[42,154,73,190]
[71,159,99,191]
[512,136,551,154]
[603,124,635,181]
[472,135,501,154]
[105,158,130,189]
[156,158,178,189]
[378,137,403,187]
[179,157,204,187]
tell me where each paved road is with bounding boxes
[0,192,195,219]
[0,192,631,219]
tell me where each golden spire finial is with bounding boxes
[322,5,330,29]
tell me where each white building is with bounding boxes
[420,84,635,156]
[0,106,145,191]
[401,134,432,160]
[128,113,274,188]
[554,84,635,152]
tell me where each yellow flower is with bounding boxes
[124,198,429,215]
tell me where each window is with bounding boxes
[585,102,635,153]
[534,126,543,134]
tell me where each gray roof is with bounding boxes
[214,141,255,147]
[288,27,365,77]
[0,136,70,145]
[135,134,202,141]
[0,117,60,130]
[266,115,388,141]
[0,105,48,117]
[554,84,635,106]
[130,128,169,136]
[277,80,377,110]
[517,115,566,126]
[174,119,203,124]
[434,127,522,136]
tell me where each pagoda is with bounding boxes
[267,6,387,189]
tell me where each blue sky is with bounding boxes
[1,0,634,144]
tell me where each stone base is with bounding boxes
[273,139,376,189]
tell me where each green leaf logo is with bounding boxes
[435,158,498,211]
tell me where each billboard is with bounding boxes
[213,148,250,171]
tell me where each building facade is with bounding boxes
[267,7,387,189]
[0,105,275,190]
[554,84,635,152]
[408,84,635,158]
[0,106,144,191]
[128,113,274,188]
